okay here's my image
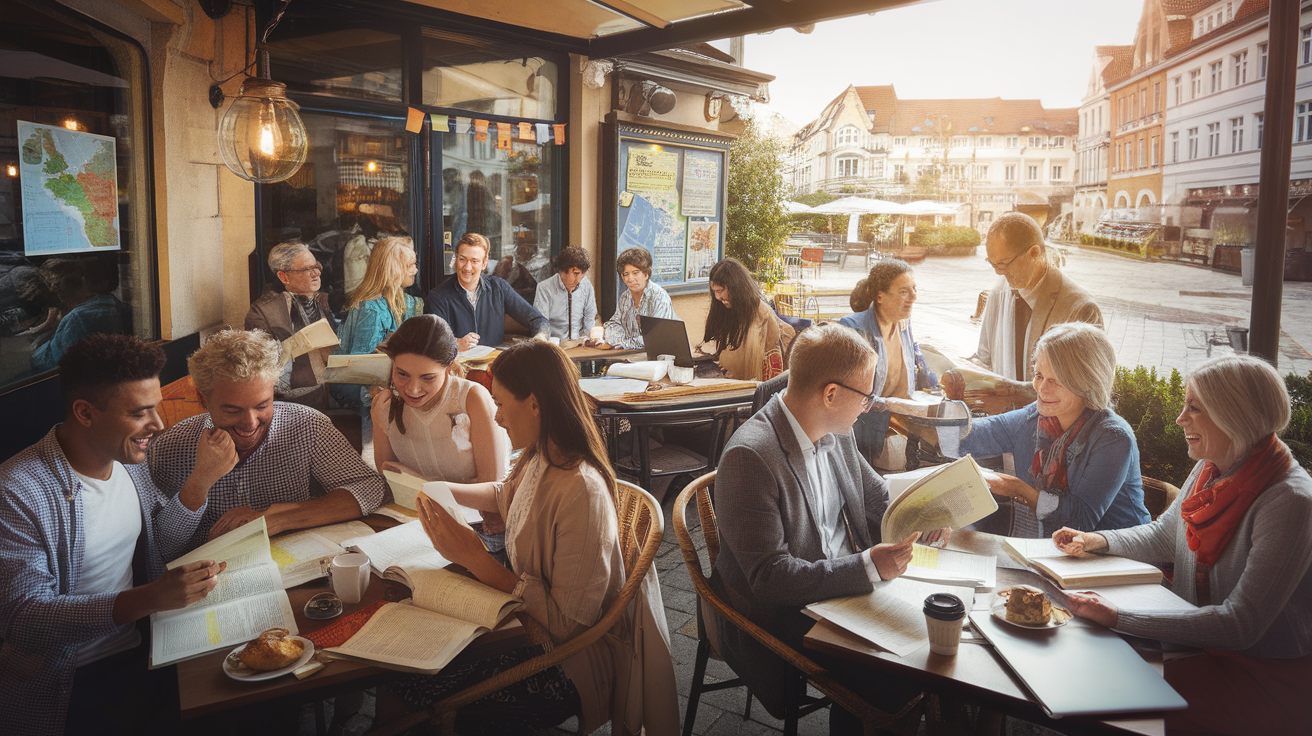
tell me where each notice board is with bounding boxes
[602,120,731,314]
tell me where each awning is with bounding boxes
[379,0,927,56]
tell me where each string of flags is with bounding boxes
[404,107,565,147]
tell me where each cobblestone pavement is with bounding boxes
[802,244,1312,377]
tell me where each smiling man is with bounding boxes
[426,232,549,351]
[149,329,388,551]
[245,241,338,409]
[0,335,228,736]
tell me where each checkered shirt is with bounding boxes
[149,402,389,552]
[602,280,676,349]
[0,427,206,736]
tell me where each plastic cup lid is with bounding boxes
[923,592,966,621]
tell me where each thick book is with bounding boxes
[324,568,520,674]
[149,518,297,668]
[881,455,999,543]
[1003,537,1163,589]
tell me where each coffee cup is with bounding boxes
[548,336,561,345]
[923,593,966,656]
[656,354,676,368]
[668,365,694,384]
[331,552,371,604]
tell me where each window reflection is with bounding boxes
[266,17,403,104]
[422,30,557,120]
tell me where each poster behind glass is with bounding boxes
[440,130,554,303]
[615,136,725,291]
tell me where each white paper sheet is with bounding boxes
[903,544,997,589]
[578,377,651,398]
[806,578,975,657]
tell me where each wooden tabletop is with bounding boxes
[590,378,757,412]
[803,531,1166,736]
[563,345,645,363]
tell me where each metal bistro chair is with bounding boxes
[673,472,923,736]
[799,247,824,280]
[603,402,749,497]
[367,481,665,736]
[773,282,820,323]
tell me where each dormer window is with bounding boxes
[835,125,860,147]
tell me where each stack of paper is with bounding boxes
[902,544,996,589]
[805,578,976,657]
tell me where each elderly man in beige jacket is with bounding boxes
[971,212,1103,382]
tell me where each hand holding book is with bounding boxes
[416,493,486,572]
[1051,526,1108,557]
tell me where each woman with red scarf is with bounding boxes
[1057,355,1312,735]
[949,323,1151,537]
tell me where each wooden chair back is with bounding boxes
[799,247,824,265]
[1142,477,1182,520]
[369,481,665,736]
[673,472,920,735]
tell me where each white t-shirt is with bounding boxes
[72,462,143,666]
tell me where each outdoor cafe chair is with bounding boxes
[367,480,665,736]
[673,471,924,736]
[773,282,820,322]
[602,403,749,496]
[799,247,824,280]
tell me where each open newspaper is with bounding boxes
[325,568,520,673]
[149,518,296,668]
[1003,537,1164,589]
[281,318,339,365]
[805,577,976,657]
[269,520,375,588]
[322,352,391,386]
[880,455,999,543]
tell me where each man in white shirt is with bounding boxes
[710,323,944,734]
[0,334,236,736]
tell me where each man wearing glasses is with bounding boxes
[710,323,945,735]
[969,212,1101,382]
[245,241,337,409]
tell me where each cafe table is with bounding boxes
[803,531,1170,736]
[176,514,523,732]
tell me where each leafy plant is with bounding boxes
[907,224,980,255]
[1112,366,1193,486]
[726,121,792,272]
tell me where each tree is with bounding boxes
[726,121,792,272]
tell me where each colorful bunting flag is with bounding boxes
[535,123,551,143]
[518,122,533,140]
[474,119,489,142]
[430,113,450,132]
[553,123,566,145]
[404,107,424,133]
[496,122,512,150]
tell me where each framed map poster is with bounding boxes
[603,120,729,313]
[17,120,121,255]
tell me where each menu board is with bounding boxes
[614,130,727,293]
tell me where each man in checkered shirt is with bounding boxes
[0,335,231,736]
[149,329,388,551]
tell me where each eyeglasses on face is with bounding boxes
[833,381,879,411]
[284,262,323,274]
[984,245,1033,272]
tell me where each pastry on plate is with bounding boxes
[237,628,304,671]
[1001,585,1052,626]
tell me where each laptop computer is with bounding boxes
[639,315,699,367]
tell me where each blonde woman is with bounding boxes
[333,236,422,408]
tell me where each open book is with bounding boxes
[383,470,483,526]
[325,568,520,673]
[269,520,375,588]
[281,318,339,364]
[342,521,452,589]
[881,456,999,543]
[149,518,297,668]
[1003,536,1163,589]
[805,577,976,657]
[322,352,391,386]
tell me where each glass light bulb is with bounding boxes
[259,123,275,156]
[217,77,307,183]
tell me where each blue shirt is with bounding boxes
[957,403,1151,536]
[533,273,598,341]
[602,281,675,349]
[0,428,207,736]
[426,274,548,347]
[32,293,130,372]
[335,294,423,357]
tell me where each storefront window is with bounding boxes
[0,0,155,387]
[440,131,555,300]
[266,17,403,104]
[259,112,415,313]
[422,30,558,120]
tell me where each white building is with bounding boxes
[788,85,1078,229]
[1075,45,1128,233]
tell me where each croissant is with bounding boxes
[237,628,304,671]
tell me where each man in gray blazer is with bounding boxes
[710,323,929,733]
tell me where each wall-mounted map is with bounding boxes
[18,120,121,255]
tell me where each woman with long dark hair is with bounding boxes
[837,258,938,459]
[700,258,794,380]
[392,341,679,734]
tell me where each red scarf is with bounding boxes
[1181,434,1290,604]
[1030,410,1095,494]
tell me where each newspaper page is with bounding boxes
[881,456,999,542]
[806,578,976,657]
[281,318,339,364]
[270,520,375,588]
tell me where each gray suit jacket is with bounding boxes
[709,394,890,715]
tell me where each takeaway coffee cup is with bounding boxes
[923,593,967,656]
[331,553,371,604]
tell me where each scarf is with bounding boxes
[289,293,322,331]
[1030,407,1096,495]
[1181,434,1290,605]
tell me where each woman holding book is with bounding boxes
[698,257,795,381]
[838,258,938,459]
[390,340,679,734]
[1056,355,1312,735]
[948,322,1150,537]
[332,236,423,410]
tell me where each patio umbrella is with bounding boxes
[901,200,960,216]
[809,197,907,215]
[783,200,814,214]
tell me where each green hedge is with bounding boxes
[908,224,980,255]
[1113,366,1312,487]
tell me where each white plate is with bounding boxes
[990,596,1070,630]
[222,636,315,681]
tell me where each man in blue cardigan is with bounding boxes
[426,232,549,350]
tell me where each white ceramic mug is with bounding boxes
[331,552,371,604]
[548,336,561,345]
[656,354,676,368]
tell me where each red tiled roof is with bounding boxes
[1162,0,1214,15]
[886,97,1078,136]
[1099,45,1135,85]
[1165,0,1270,58]
[854,85,898,131]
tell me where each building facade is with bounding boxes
[788,85,1077,230]
[1105,0,1174,212]
[1075,45,1127,233]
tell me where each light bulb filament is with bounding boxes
[259,123,276,156]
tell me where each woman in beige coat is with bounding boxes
[398,340,678,735]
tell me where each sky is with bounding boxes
[709,0,1146,127]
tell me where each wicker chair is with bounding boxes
[367,480,665,736]
[673,472,923,736]
[1142,477,1182,521]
